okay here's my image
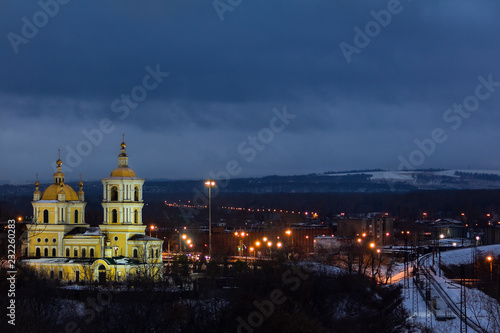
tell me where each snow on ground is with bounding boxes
[399,245,500,333]
[440,244,500,266]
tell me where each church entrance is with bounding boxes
[98,265,107,284]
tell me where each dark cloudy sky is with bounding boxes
[1,0,500,183]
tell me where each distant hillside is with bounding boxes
[2,170,500,198]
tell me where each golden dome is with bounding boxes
[110,167,137,177]
[41,184,79,201]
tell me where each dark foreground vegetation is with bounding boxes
[0,261,410,333]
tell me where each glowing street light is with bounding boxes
[369,242,375,249]
[487,256,493,279]
[205,180,216,260]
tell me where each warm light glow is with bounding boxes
[305,235,309,239]
[249,247,254,252]
[182,234,187,240]
[205,180,216,187]
[241,232,246,237]
[267,241,272,247]
[189,244,193,248]
[461,213,465,216]
[285,230,292,236]
[386,233,390,237]
[255,241,261,247]
[277,242,282,248]
[357,238,362,243]
[487,256,493,262]
[362,233,366,237]
[263,237,268,242]
[440,234,445,239]
[234,232,239,236]
[476,236,480,241]
[376,249,381,254]
[187,239,192,244]
[17,217,22,221]
[150,225,155,230]
[369,242,375,248]
[453,242,457,247]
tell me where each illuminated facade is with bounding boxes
[21,141,163,283]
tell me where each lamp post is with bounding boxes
[205,180,216,261]
[487,256,493,280]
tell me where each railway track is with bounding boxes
[417,253,487,333]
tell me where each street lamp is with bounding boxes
[149,225,156,237]
[235,231,248,258]
[487,256,493,280]
[205,180,216,260]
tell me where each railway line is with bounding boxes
[416,253,486,332]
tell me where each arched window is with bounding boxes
[52,248,56,257]
[82,248,86,258]
[44,248,48,257]
[43,210,49,223]
[74,210,79,224]
[66,248,70,257]
[156,249,159,258]
[133,249,138,258]
[151,248,154,258]
[112,209,118,223]
[90,248,95,258]
[134,210,138,223]
[74,248,78,257]
[111,186,118,201]
[36,248,41,257]
[134,187,140,201]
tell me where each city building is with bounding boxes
[20,140,163,283]
[336,213,394,245]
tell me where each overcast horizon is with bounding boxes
[2,0,500,183]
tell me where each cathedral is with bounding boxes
[21,140,163,283]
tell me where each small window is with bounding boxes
[37,238,41,243]
[111,186,118,201]
[114,236,118,241]
[90,248,95,258]
[133,249,138,258]
[112,209,118,223]
[59,271,63,279]
[134,187,139,201]
[52,238,57,243]
[36,248,41,257]
[66,248,70,257]
[156,249,159,258]
[52,248,56,257]
[74,210,79,224]
[43,209,49,223]
[74,249,78,257]
[82,248,86,258]
[44,238,49,243]
[44,248,48,257]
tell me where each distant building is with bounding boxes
[336,213,394,245]
[20,140,163,283]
